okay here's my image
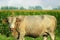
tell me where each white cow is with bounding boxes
[7,15,57,40]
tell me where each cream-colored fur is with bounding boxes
[8,15,57,40]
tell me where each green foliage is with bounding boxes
[33,6,42,10]
[53,6,60,10]
[28,6,42,10]
[1,6,18,10]
[0,34,16,40]
[20,7,26,10]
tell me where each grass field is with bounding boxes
[0,34,60,40]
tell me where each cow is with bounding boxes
[7,15,57,40]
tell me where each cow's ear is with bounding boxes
[16,16,25,22]
[7,17,11,23]
[16,18,21,22]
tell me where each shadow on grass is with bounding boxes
[25,35,60,40]
[0,34,60,40]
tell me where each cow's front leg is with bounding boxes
[18,30,25,40]
[18,22,26,40]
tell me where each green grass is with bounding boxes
[0,34,60,40]
[0,34,15,40]
[25,35,60,40]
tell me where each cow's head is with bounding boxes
[8,16,25,29]
[8,16,16,28]
[7,16,25,39]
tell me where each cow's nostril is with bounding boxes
[11,30,13,32]
[10,28,14,32]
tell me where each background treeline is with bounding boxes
[0,6,42,10]
[0,10,60,40]
[0,6,60,10]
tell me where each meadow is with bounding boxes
[0,10,60,40]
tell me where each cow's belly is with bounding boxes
[25,24,44,37]
[24,16,51,37]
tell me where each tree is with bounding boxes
[20,6,26,10]
[1,6,8,10]
[28,6,42,10]
[53,6,60,10]
[28,6,35,10]
[8,6,18,10]
[1,6,18,10]
[34,6,42,10]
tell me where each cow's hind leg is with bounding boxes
[43,32,48,40]
[49,32,55,40]
[43,36,47,40]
